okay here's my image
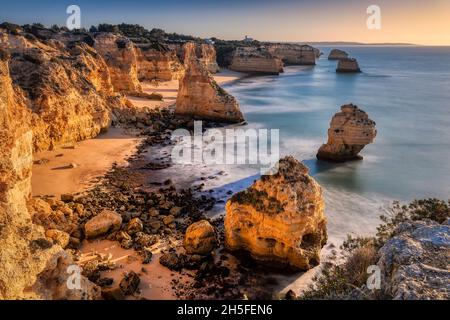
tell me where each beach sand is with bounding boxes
[32,69,246,198]
[32,128,142,198]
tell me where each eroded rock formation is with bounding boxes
[196,43,220,73]
[336,58,361,73]
[317,104,377,162]
[229,47,284,75]
[0,27,126,151]
[377,219,450,299]
[93,32,142,93]
[0,50,98,299]
[175,42,244,123]
[266,44,316,65]
[328,49,349,60]
[136,44,185,81]
[225,156,327,270]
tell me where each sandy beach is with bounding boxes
[32,69,247,199]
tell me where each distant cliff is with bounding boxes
[229,46,284,75]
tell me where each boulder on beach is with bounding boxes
[317,104,377,162]
[184,220,217,255]
[84,209,122,239]
[336,58,361,73]
[224,156,327,270]
[328,49,349,60]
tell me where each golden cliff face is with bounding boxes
[225,156,327,270]
[317,104,377,162]
[0,28,127,151]
[229,47,284,75]
[266,44,317,65]
[136,45,185,81]
[175,42,244,123]
[0,51,99,299]
[196,43,220,74]
[93,32,142,93]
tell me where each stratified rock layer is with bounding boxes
[377,219,450,300]
[266,44,316,65]
[0,27,126,151]
[336,58,361,73]
[175,42,244,123]
[229,47,284,75]
[317,104,376,162]
[93,32,142,93]
[136,44,185,81]
[225,156,327,270]
[0,51,99,299]
[328,49,349,60]
[196,43,220,73]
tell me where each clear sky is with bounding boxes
[1,0,450,45]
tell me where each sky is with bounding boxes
[1,0,450,45]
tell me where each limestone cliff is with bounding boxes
[0,51,99,299]
[336,58,361,73]
[266,44,316,65]
[317,104,377,162]
[175,42,244,123]
[328,49,349,60]
[225,156,327,270]
[229,47,284,75]
[0,27,126,151]
[93,32,142,93]
[196,43,220,73]
[136,44,185,81]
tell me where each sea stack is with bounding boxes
[229,46,284,75]
[175,42,244,123]
[328,49,349,60]
[224,156,327,270]
[336,58,361,73]
[317,104,377,162]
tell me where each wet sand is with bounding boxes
[80,240,192,300]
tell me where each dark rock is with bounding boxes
[119,271,141,295]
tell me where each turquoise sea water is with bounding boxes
[220,46,450,242]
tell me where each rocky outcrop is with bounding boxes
[93,32,142,93]
[336,58,361,73]
[377,219,450,300]
[229,47,284,75]
[196,43,220,73]
[225,156,327,270]
[136,44,185,81]
[266,44,316,65]
[317,104,376,162]
[328,49,349,60]
[175,42,244,123]
[184,220,217,255]
[0,51,98,299]
[0,27,126,151]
